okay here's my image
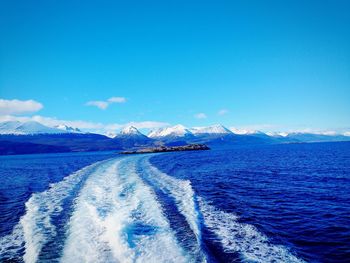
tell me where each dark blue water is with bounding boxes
[151,142,350,262]
[0,142,349,262]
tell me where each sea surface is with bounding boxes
[0,142,349,262]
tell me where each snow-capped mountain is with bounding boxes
[148,124,193,138]
[0,121,21,134]
[283,132,350,143]
[104,131,117,138]
[0,121,69,135]
[1,121,349,155]
[190,124,232,135]
[55,124,82,133]
[119,126,143,136]
[230,128,265,135]
[103,126,141,138]
[114,126,153,147]
[266,132,289,137]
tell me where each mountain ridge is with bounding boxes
[0,121,349,155]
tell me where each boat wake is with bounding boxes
[0,154,304,263]
[0,160,105,263]
[61,157,188,263]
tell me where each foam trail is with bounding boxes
[140,157,201,241]
[198,198,305,263]
[61,157,189,263]
[0,160,105,263]
[135,156,207,262]
[0,223,24,260]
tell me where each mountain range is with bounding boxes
[0,121,349,155]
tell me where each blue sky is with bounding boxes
[0,0,349,133]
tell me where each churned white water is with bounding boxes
[61,157,189,263]
[0,154,305,263]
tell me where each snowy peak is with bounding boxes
[0,121,22,133]
[0,121,68,135]
[230,128,265,135]
[119,126,143,136]
[149,124,234,138]
[114,125,153,146]
[105,131,117,138]
[266,132,289,137]
[148,124,193,138]
[190,124,232,135]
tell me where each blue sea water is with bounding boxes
[0,142,349,262]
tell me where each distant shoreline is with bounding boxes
[120,144,210,154]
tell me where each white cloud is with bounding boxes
[218,109,228,115]
[0,114,168,134]
[104,121,169,132]
[344,131,350,136]
[86,96,126,110]
[0,115,104,129]
[230,124,276,134]
[0,99,43,115]
[230,124,348,136]
[194,113,207,119]
[86,101,109,110]
[121,121,169,129]
[230,127,257,135]
[315,130,337,136]
[271,128,339,135]
[108,97,126,103]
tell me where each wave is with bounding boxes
[61,157,189,263]
[144,155,305,262]
[138,156,206,261]
[198,198,305,262]
[142,158,201,239]
[0,159,107,263]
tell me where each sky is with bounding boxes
[0,0,349,134]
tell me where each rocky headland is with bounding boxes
[120,144,210,154]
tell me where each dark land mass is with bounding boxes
[120,144,210,154]
[0,140,71,155]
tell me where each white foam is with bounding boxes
[0,223,24,259]
[61,157,189,263]
[0,160,105,263]
[198,198,305,263]
[135,156,207,262]
[142,157,201,240]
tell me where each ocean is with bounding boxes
[0,142,349,262]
